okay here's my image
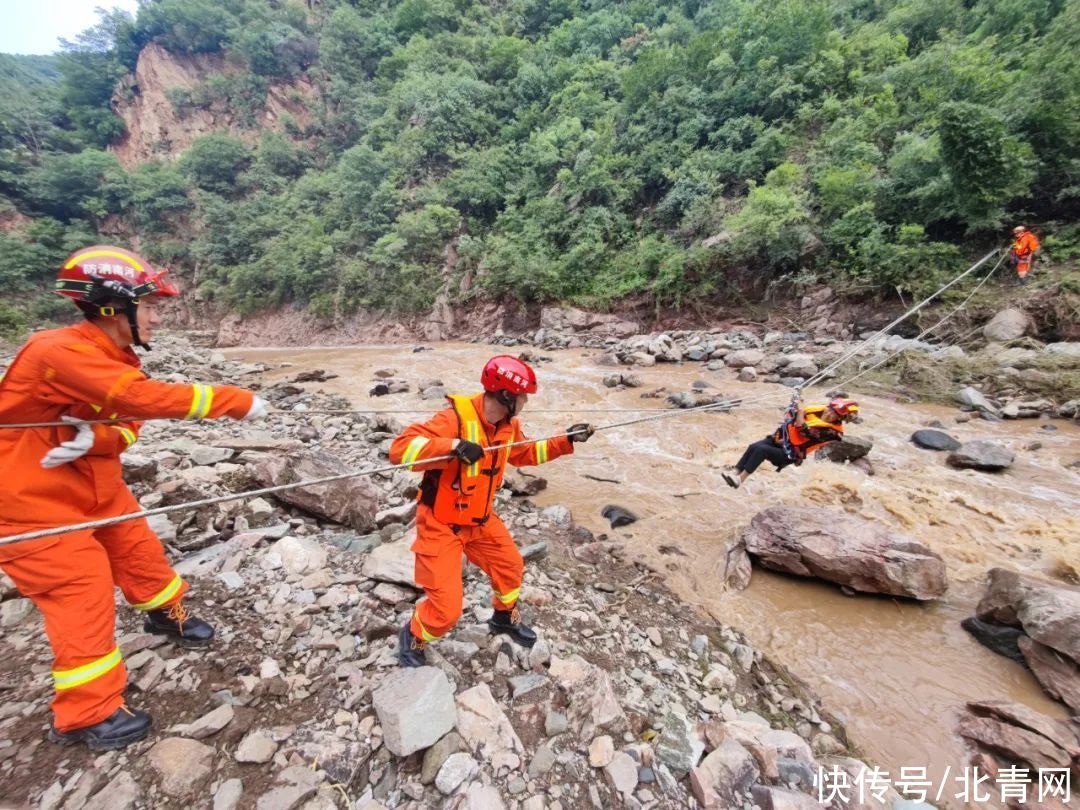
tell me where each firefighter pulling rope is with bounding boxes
[0,243,1004,747]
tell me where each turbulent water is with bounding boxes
[229,342,1079,799]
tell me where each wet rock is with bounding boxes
[436,752,478,795]
[168,703,235,740]
[601,504,638,528]
[956,714,1072,769]
[421,731,463,784]
[254,450,380,531]
[455,683,523,766]
[373,667,457,756]
[911,429,961,452]
[1018,636,1080,713]
[983,308,1030,342]
[655,712,705,776]
[147,737,214,796]
[948,440,1015,471]
[975,568,1080,661]
[967,700,1080,757]
[817,435,872,463]
[741,506,948,600]
[236,729,279,763]
[960,617,1025,664]
[690,737,759,809]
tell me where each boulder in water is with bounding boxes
[976,568,1080,663]
[739,506,948,600]
[960,617,1026,664]
[911,429,961,452]
[816,435,872,463]
[1018,636,1080,713]
[947,440,1014,471]
[601,505,638,528]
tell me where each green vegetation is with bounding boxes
[1,0,1078,331]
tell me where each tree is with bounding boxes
[180,135,253,194]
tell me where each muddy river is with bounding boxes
[228,342,1079,804]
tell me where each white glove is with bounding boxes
[242,396,269,421]
[40,416,96,469]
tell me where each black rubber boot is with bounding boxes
[49,705,152,751]
[398,622,427,668]
[489,606,537,648]
[144,602,214,648]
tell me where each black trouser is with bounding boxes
[736,435,793,474]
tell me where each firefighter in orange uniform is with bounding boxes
[0,246,267,750]
[722,397,859,489]
[389,355,594,667]
[1009,225,1040,284]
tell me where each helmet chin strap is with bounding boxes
[496,390,519,418]
[125,298,151,351]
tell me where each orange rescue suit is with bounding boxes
[0,320,253,732]
[389,394,573,641]
[774,405,844,463]
[1010,231,1040,278]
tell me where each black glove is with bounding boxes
[454,440,485,464]
[567,423,595,443]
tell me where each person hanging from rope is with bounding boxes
[0,246,268,751]
[389,355,595,667]
[1009,225,1040,285]
[722,395,860,490]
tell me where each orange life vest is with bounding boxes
[1011,231,1040,259]
[423,395,512,527]
[774,406,844,462]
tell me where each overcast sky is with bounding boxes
[1,0,141,55]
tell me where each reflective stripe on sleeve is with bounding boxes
[402,437,430,470]
[535,440,549,465]
[185,384,214,420]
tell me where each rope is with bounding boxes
[0,247,1005,547]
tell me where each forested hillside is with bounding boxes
[1,0,1078,335]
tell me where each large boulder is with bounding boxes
[362,529,417,587]
[911,429,961,452]
[373,667,457,756]
[976,568,1080,662]
[982,308,1030,342]
[739,507,948,600]
[690,738,759,809]
[947,440,1014,472]
[817,435,872,463]
[957,714,1072,770]
[254,450,380,531]
[1018,636,1080,713]
[455,683,525,771]
[725,348,766,368]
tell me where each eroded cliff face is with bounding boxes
[109,42,318,168]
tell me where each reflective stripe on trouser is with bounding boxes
[410,505,524,640]
[53,648,122,690]
[132,573,184,611]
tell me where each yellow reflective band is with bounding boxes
[497,588,521,605]
[113,427,137,447]
[133,574,183,612]
[465,421,481,477]
[185,384,213,420]
[65,250,144,273]
[402,437,429,470]
[535,440,549,465]
[415,613,440,642]
[53,648,122,691]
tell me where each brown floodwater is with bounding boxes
[228,342,1079,806]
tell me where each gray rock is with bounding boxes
[459,783,507,810]
[120,453,158,484]
[373,667,457,756]
[911,429,961,451]
[255,785,316,810]
[948,440,1015,471]
[817,435,872,463]
[254,450,380,531]
[147,737,214,796]
[436,752,478,795]
[961,617,1026,664]
[274,536,328,576]
[956,387,1000,416]
[362,532,417,587]
[456,682,524,764]
[605,751,639,796]
[601,504,637,528]
[0,598,33,627]
[983,308,1030,342]
[690,738,759,808]
[741,506,948,600]
[737,367,757,382]
[508,673,548,698]
[545,711,568,736]
[528,743,557,777]
[189,446,235,466]
[976,568,1080,662]
[375,501,417,528]
[751,784,822,810]
[1018,636,1080,713]
[421,731,463,784]
[654,712,705,776]
[725,349,765,368]
[84,772,141,810]
[168,703,234,740]
[213,779,244,810]
[236,730,279,763]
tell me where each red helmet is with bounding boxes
[55,245,179,303]
[828,398,860,419]
[481,355,538,395]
